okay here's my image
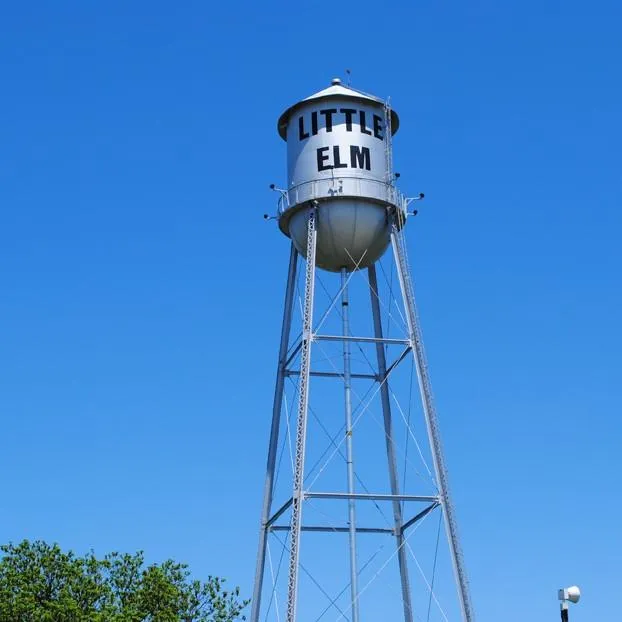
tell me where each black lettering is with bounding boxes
[317,146,332,171]
[311,111,318,135]
[373,115,383,140]
[340,108,357,132]
[359,111,372,135]
[350,145,371,171]
[333,145,347,168]
[320,108,337,132]
[298,116,309,140]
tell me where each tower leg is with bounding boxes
[368,263,414,622]
[286,208,318,622]
[391,225,474,622]
[251,244,298,622]
[341,268,360,622]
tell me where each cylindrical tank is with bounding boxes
[277,79,404,272]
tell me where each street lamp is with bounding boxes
[558,586,580,621]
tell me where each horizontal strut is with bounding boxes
[401,502,440,532]
[384,347,412,378]
[266,498,293,527]
[270,525,394,534]
[314,335,410,345]
[286,370,379,381]
[284,342,303,368]
[305,492,439,503]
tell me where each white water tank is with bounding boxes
[277,79,404,272]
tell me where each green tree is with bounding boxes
[0,540,249,622]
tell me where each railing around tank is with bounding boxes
[277,176,408,217]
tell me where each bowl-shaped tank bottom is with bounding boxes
[288,200,390,272]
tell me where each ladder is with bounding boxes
[384,99,394,188]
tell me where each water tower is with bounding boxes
[252,79,474,622]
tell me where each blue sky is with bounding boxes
[1,1,621,620]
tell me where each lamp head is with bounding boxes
[558,586,581,604]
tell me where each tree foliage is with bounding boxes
[0,540,248,622]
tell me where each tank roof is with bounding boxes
[277,79,400,140]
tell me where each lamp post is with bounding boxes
[558,586,580,621]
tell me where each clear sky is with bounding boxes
[1,1,620,621]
